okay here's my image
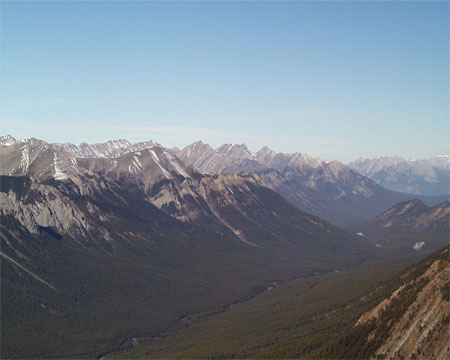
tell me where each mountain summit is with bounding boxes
[348,156,450,195]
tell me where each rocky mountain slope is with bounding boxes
[3,136,447,226]
[1,174,279,358]
[366,199,449,233]
[315,246,450,360]
[61,139,163,158]
[173,141,448,226]
[348,156,450,196]
[1,144,375,358]
[0,137,81,180]
[351,199,449,255]
[1,135,448,358]
[0,138,361,253]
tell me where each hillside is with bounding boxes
[314,247,449,359]
[366,199,449,233]
[1,136,447,358]
[0,170,372,356]
[103,248,449,359]
[352,199,449,254]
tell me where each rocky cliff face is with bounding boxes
[0,175,159,254]
[358,248,450,360]
[0,176,89,239]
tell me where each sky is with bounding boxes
[1,1,448,162]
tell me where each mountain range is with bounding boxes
[0,137,356,253]
[1,135,449,358]
[348,155,449,195]
[2,136,447,227]
[172,141,448,226]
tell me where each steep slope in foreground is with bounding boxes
[315,247,450,360]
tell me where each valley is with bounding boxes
[0,136,448,359]
[105,248,448,359]
[2,3,448,359]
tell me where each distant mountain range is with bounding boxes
[2,136,447,226]
[348,156,449,196]
[1,135,448,358]
[1,136,376,358]
[1,136,369,257]
[171,141,447,226]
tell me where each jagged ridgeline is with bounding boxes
[1,138,372,358]
[1,136,447,226]
[348,156,450,196]
[1,136,448,358]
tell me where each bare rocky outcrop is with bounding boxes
[0,179,90,237]
[355,248,450,360]
[373,259,450,360]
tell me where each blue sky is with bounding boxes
[1,1,448,162]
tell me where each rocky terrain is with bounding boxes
[1,135,448,359]
[351,199,449,255]
[366,199,449,233]
[372,254,450,360]
[2,135,447,226]
[1,137,380,358]
[314,247,450,359]
[173,141,448,226]
[1,137,360,253]
[349,155,450,196]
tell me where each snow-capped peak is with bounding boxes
[0,135,17,147]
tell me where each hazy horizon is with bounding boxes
[2,1,448,162]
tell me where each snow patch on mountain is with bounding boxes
[166,153,190,178]
[20,146,30,172]
[0,135,17,147]
[349,156,450,195]
[53,153,68,180]
[149,149,172,179]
